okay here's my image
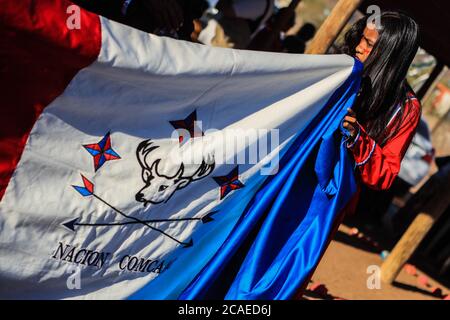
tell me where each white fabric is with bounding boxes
[198,19,218,45]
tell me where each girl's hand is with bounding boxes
[343,108,359,140]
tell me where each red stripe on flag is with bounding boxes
[0,0,101,200]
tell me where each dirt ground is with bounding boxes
[303,224,450,300]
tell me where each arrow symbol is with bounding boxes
[182,238,193,248]
[63,210,217,232]
[69,174,218,248]
[201,211,217,223]
[72,174,94,197]
[62,218,78,231]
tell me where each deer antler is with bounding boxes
[191,160,215,181]
[136,140,159,169]
[154,160,185,179]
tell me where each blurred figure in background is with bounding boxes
[282,22,316,54]
[73,0,209,41]
[184,0,210,42]
[246,7,296,52]
[397,118,435,195]
[210,0,274,48]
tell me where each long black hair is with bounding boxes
[341,11,420,146]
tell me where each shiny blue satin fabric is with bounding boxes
[179,59,363,300]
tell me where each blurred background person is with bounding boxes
[206,0,275,48]
[73,0,209,41]
[282,22,316,54]
[246,7,296,51]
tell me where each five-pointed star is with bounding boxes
[83,132,121,171]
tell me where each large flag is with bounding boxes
[0,0,361,299]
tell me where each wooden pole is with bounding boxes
[380,164,450,284]
[422,65,449,134]
[421,67,447,111]
[305,0,362,54]
[430,106,450,135]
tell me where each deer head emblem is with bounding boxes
[135,140,215,206]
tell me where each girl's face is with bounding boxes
[355,25,379,63]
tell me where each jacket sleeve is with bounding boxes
[346,98,421,190]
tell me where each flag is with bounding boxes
[0,0,361,299]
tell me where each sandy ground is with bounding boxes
[303,224,449,300]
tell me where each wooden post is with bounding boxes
[305,0,362,54]
[420,65,449,135]
[380,164,450,284]
[430,106,450,135]
[417,61,445,101]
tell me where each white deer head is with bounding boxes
[135,140,215,205]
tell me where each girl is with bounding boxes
[342,11,421,192]
[295,11,422,298]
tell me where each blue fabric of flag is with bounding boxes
[178,59,363,300]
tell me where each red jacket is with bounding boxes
[347,94,422,191]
